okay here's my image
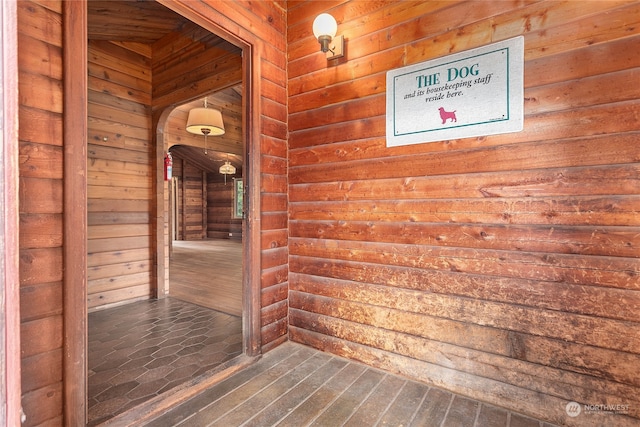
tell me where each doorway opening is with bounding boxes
[165,89,244,317]
[83,1,260,424]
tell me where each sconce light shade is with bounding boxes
[219,160,236,175]
[186,108,225,136]
[312,13,344,60]
[312,13,338,40]
[313,13,337,53]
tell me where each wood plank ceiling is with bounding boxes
[88,0,188,43]
[88,0,243,172]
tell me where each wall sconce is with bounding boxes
[313,13,344,60]
[186,99,225,154]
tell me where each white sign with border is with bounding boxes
[386,36,524,147]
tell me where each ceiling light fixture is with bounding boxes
[219,154,236,184]
[186,99,225,154]
[312,13,344,60]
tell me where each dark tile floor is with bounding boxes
[88,298,242,426]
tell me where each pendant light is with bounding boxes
[219,154,236,184]
[186,99,225,154]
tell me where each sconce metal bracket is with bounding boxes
[326,35,344,60]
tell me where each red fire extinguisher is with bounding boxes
[164,152,173,181]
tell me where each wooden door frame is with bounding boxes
[156,0,263,358]
[1,1,22,424]
[63,1,263,424]
[63,1,89,425]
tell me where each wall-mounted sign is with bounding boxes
[386,36,524,147]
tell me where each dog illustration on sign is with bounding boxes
[438,107,457,124]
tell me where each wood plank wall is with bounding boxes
[207,177,243,240]
[287,1,640,426]
[87,39,154,310]
[169,156,243,241]
[181,161,206,240]
[17,1,65,424]
[168,154,243,241]
[17,1,286,423]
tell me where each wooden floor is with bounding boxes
[109,342,560,427]
[169,239,243,316]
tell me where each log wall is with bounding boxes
[287,2,640,426]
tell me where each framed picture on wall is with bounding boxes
[233,178,244,219]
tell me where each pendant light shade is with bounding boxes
[186,107,225,136]
[219,160,236,175]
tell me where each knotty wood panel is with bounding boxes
[87,39,153,310]
[287,2,640,427]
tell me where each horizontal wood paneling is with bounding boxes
[287,1,640,426]
[206,177,242,240]
[88,39,153,310]
[180,162,205,240]
[16,0,288,423]
[17,1,65,424]
[20,383,62,427]
[169,155,243,241]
